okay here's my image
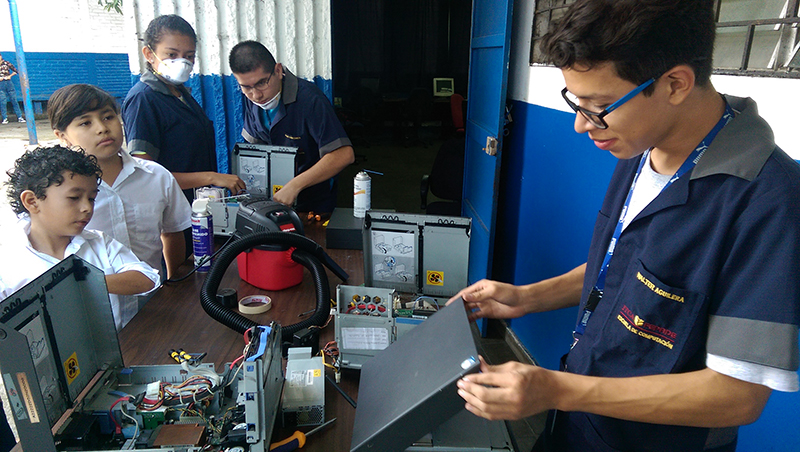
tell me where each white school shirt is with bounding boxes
[0,218,160,331]
[87,151,191,278]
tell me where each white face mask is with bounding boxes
[151,52,193,85]
[255,90,282,111]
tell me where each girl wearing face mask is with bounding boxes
[121,14,245,203]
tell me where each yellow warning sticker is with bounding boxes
[273,185,283,195]
[313,369,322,378]
[427,271,444,286]
[64,352,80,385]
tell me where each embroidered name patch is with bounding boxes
[636,272,685,303]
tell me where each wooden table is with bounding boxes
[118,221,363,451]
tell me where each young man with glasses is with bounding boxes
[449,1,800,451]
[229,41,354,214]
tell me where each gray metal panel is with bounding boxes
[234,144,271,196]
[420,409,514,451]
[335,286,396,369]
[233,143,298,198]
[422,224,471,297]
[364,212,471,297]
[269,148,299,196]
[242,325,284,452]
[363,212,420,293]
[351,298,480,452]
[0,322,56,452]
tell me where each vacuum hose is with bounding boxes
[200,231,347,341]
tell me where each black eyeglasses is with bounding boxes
[238,71,274,94]
[561,77,656,129]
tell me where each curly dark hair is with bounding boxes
[5,145,102,215]
[539,0,716,94]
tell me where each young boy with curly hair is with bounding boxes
[1,145,159,331]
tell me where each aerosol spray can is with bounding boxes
[354,170,371,218]
[191,198,213,272]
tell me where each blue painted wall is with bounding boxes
[496,100,615,369]
[497,99,800,450]
[0,51,130,101]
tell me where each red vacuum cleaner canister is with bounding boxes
[234,197,305,290]
[237,246,303,290]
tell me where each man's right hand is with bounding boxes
[447,279,529,321]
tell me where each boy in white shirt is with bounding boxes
[48,84,192,280]
[1,146,159,330]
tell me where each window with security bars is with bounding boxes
[530,0,800,78]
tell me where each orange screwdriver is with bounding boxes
[269,417,337,451]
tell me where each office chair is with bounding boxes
[420,136,466,216]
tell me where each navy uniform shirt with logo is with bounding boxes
[546,95,800,452]
[121,70,218,201]
[240,68,352,213]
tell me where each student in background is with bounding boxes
[48,84,191,281]
[1,146,159,331]
[229,41,354,213]
[121,14,245,200]
[0,54,25,124]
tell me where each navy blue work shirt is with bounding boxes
[545,95,800,452]
[241,69,351,213]
[122,70,217,200]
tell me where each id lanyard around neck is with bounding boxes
[571,103,735,346]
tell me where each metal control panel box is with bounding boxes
[363,211,471,298]
[334,213,471,370]
[335,285,405,370]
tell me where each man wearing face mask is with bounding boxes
[229,41,355,213]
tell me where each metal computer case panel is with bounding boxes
[0,256,122,451]
[232,142,298,197]
[350,298,482,452]
[421,222,470,297]
[334,286,396,369]
[0,255,283,452]
[363,211,470,298]
[363,213,420,294]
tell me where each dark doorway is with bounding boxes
[331,0,472,213]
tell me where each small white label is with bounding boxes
[289,370,307,387]
[341,327,390,350]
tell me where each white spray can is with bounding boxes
[353,171,371,218]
